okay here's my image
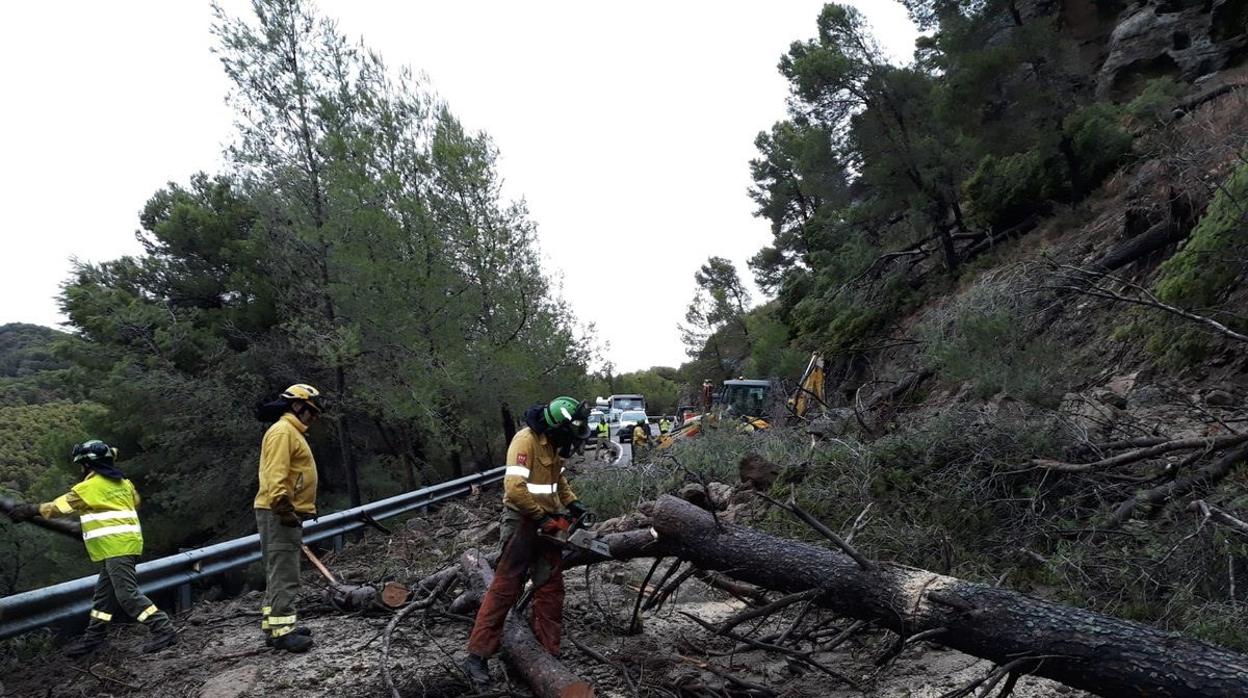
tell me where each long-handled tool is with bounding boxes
[0,496,82,540]
[515,511,612,611]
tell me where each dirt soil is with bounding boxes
[0,485,1091,698]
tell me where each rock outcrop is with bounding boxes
[1096,0,1248,98]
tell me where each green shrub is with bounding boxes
[1145,320,1213,370]
[919,280,1063,406]
[1155,160,1248,308]
[964,149,1066,228]
[1063,102,1134,190]
[1125,77,1184,127]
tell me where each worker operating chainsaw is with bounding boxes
[463,396,595,686]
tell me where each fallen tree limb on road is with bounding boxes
[643,494,1248,697]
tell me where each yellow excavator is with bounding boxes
[656,353,826,449]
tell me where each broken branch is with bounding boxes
[1030,433,1248,473]
[755,490,874,571]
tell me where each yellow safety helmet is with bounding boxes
[281,383,325,413]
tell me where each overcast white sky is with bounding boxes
[0,1,916,372]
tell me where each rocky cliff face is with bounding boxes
[1093,0,1248,97]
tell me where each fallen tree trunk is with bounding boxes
[1108,442,1248,528]
[646,495,1248,697]
[1091,218,1187,272]
[460,549,594,698]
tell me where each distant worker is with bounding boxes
[596,417,610,455]
[701,379,714,413]
[659,417,671,434]
[632,420,650,459]
[6,440,177,657]
[254,383,325,653]
[463,396,593,686]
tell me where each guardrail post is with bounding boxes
[332,533,344,552]
[177,583,192,613]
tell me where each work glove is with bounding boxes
[272,496,302,528]
[537,513,571,536]
[7,502,40,522]
[567,500,589,521]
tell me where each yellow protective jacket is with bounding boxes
[254,413,318,514]
[503,427,577,519]
[39,473,144,563]
[632,425,648,445]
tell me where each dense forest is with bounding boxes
[3,0,604,591]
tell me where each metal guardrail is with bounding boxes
[0,467,505,640]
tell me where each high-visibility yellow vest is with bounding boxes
[63,475,144,562]
[597,421,609,436]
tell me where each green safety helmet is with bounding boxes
[544,396,592,439]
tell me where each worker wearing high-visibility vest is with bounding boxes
[659,418,671,434]
[6,440,177,657]
[463,396,593,686]
[595,419,610,459]
[254,383,324,653]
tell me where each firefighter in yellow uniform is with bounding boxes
[254,383,323,653]
[463,396,593,685]
[632,420,649,460]
[7,440,177,657]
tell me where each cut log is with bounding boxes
[647,495,1248,697]
[460,549,594,698]
[380,581,409,608]
[323,583,379,612]
[0,497,81,539]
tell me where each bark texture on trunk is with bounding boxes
[0,497,80,538]
[460,550,594,698]
[645,495,1248,698]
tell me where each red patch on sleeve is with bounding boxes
[516,453,528,465]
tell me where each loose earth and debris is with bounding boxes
[1,480,1093,698]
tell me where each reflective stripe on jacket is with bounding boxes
[254,413,318,514]
[503,427,577,519]
[42,473,144,562]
